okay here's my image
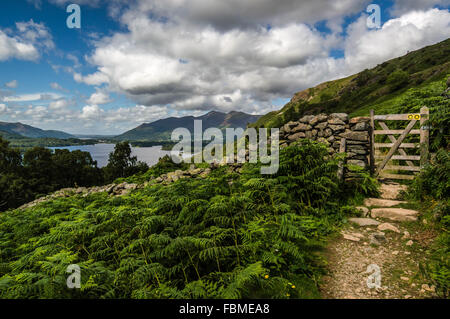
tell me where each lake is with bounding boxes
[49,144,174,168]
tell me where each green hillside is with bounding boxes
[251,38,450,129]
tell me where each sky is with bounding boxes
[0,0,449,135]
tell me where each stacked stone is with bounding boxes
[279,113,371,170]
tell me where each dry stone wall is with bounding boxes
[279,113,371,175]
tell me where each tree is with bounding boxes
[103,142,148,182]
[23,147,55,196]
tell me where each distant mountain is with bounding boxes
[115,111,261,141]
[0,122,75,139]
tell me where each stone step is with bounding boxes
[371,208,419,222]
[364,198,407,207]
[379,183,408,200]
[348,218,380,226]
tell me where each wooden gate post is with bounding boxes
[370,109,375,175]
[420,106,429,168]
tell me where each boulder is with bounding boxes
[287,132,306,141]
[371,208,418,222]
[328,124,346,132]
[351,122,369,131]
[378,223,400,233]
[299,115,315,123]
[330,113,349,122]
[342,131,369,142]
[292,123,312,132]
[349,117,370,124]
[315,121,328,130]
[348,218,380,226]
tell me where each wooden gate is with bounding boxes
[369,107,429,180]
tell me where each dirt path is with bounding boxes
[320,182,438,299]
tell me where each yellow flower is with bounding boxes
[291,285,296,289]
[286,293,290,297]
[264,274,269,279]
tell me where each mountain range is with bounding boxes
[0,111,261,142]
[114,111,261,141]
[0,122,75,139]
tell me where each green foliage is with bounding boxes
[0,141,372,299]
[409,149,450,298]
[386,69,409,91]
[410,149,450,201]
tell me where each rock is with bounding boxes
[404,295,412,299]
[299,115,315,123]
[200,168,211,177]
[348,218,380,226]
[328,124,346,132]
[287,132,306,141]
[401,277,409,281]
[330,113,349,122]
[371,208,419,222]
[378,223,400,233]
[373,232,386,242]
[292,123,312,132]
[351,122,369,131]
[392,251,399,255]
[347,159,367,167]
[406,240,414,246]
[349,117,370,124]
[342,131,369,142]
[343,233,361,242]
[379,183,407,200]
[364,198,407,207]
[355,206,370,217]
[402,231,411,239]
[315,122,328,130]
[328,117,346,125]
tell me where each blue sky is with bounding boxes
[0,0,449,134]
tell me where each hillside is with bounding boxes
[0,122,75,139]
[252,38,450,129]
[115,111,261,141]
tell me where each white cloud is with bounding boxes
[0,30,39,61]
[50,82,64,91]
[4,93,61,102]
[344,9,450,72]
[87,89,112,105]
[0,104,8,115]
[5,80,18,88]
[80,104,104,120]
[391,0,450,15]
[0,19,53,62]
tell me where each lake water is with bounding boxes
[49,144,174,168]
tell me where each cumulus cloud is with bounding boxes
[0,104,8,115]
[4,92,61,102]
[0,30,39,61]
[344,8,450,72]
[5,80,18,88]
[76,1,449,115]
[87,89,113,105]
[0,19,53,61]
[391,0,450,15]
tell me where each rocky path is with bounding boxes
[320,182,438,299]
